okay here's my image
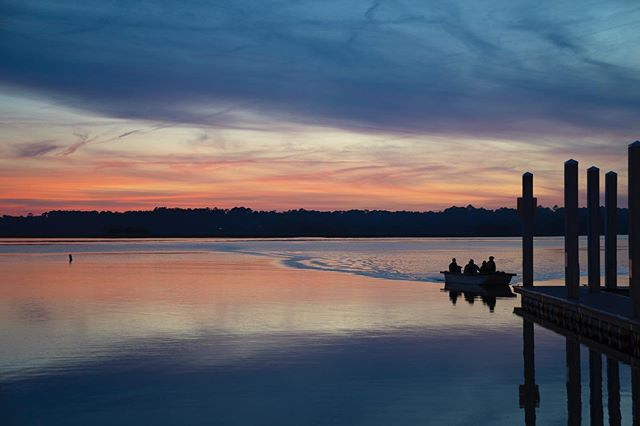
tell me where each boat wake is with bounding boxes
[279,255,442,283]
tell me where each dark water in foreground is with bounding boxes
[0,237,634,425]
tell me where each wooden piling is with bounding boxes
[588,166,601,293]
[565,160,580,299]
[606,172,618,290]
[519,172,536,287]
[629,141,640,318]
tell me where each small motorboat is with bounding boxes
[440,271,516,286]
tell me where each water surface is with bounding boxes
[0,237,634,425]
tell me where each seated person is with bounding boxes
[448,258,462,273]
[486,256,496,273]
[479,260,489,274]
[463,259,480,274]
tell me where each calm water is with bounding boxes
[0,237,634,425]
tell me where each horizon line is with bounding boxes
[2,203,627,218]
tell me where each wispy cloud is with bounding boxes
[14,140,61,157]
[60,131,98,155]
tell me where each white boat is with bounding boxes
[440,271,516,286]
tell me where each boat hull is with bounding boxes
[440,272,516,286]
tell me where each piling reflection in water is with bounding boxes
[519,319,538,426]
[519,316,640,425]
[634,368,640,426]
[590,350,604,426]
[566,339,582,426]
[608,358,621,426]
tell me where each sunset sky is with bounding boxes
[1,0,639,215]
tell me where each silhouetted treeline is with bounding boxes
[0,205,629,238]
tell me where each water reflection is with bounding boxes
[608,357,621,426]
[634,368,640,425]
[443,283,515,312]
[0,236,630,284]
[566,339,581,426]
[1,239,638,424]
[519,316,639,425]
[590,350,603,426]
[520,319,539,426]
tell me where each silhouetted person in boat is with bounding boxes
[463,259,480,274]
[448,258,462,273]
[479,260,489,274]
[68,254,73,263]
[486,256,496,273]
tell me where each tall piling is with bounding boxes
[519,172,536,287]
[587,166,600,292]
[605,171,618,290]
[629,141,640,318]
[565,159,580,300]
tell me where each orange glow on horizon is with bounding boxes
[0,94,630,215]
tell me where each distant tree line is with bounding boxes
[0,205,629,238]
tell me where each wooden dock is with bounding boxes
[513,143,640,359]
[515,285,640,357]
[513,145,640,423]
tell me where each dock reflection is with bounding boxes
[607,357,621,426]
[590,349,603,426]
[520,319,539,426]
[566,339,581,426]
[443,283,515,312]
[518,314,640,425]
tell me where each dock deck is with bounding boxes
[514,285,640,357]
